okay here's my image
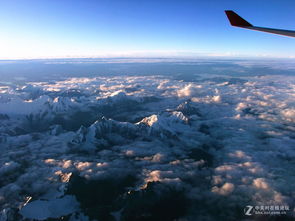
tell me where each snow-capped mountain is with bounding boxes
[0,67,295,221]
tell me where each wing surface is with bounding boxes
[225,10,295,38]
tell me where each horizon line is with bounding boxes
[1,55,295,62]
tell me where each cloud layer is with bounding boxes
[0,69,294,220]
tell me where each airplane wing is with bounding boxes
[225,10,295,38]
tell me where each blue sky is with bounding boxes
[1,0,295,59]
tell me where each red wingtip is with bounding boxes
[225,10,253,27]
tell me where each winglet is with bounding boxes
[225,10,253,27]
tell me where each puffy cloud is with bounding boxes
[212,182,235,195]
[281,108,295,122]
[252,178,270,190]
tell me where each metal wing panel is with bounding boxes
[225,10,295,38]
